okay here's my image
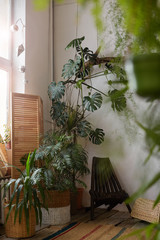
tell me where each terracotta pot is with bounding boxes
[70,188,84,214]
[77,188,84,209]
[125,53,160,97]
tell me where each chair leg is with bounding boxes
[90,197,94,220]
[107,202,117,211]
[126,203,132,213]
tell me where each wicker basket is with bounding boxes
[45,190,70,208]
[131,198,160,223]
[41,190,71,225]
[4,204,36,238]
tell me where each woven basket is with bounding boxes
[131,198,160,223]
[45,190,70,208]
[4,204,36,238]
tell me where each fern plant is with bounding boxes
[3,151,47,235]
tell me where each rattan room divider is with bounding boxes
[11,93,43,179]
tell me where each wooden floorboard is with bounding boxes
[0,208,145,240]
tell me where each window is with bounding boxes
[0,0,11,137]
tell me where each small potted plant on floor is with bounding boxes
[3,150,47,238]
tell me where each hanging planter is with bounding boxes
[125,54,160,97]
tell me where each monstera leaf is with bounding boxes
[65,36,85,50]
[83,92,103,112]
[50,101,68,127]
[77,120,92,137]
[48,81,65,100]
[108,89,126,112]
[62,57,81,79]
[89,128,105,145]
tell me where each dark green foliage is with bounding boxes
[108,89,127,112]
[89,128,105,145]
[48,81,65,100]
[3,151,47,235]
[65,36,85,50]
[62,57,81,79]
[35,131,90,190]
[83,92,103,112]
[77,120,92,137]
[50,101,68,127]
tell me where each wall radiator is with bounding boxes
[0,176,11,224]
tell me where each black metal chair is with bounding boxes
[89,157,131,220]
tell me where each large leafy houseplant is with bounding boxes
[3,151,47,238]
[35,131,90,191]
[48,36,128,143]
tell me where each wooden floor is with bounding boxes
[0,208,147,240]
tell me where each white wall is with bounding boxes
[12,0,25,93]
[12,0,52,131]
[54,1,160,209]
[25,0,51,131]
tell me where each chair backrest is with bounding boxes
[91,157,122,194]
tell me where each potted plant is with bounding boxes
[35,130,90,223]
[0,124,11,150]
[3,150,47,238]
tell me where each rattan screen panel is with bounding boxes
[12,93,43,179]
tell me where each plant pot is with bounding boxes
[41,190,70,225]
[77,188,84,209]
[125,53,160,97]
[70,188,84,215]
[4,204,36,238]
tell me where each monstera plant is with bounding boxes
[48,36,128,146]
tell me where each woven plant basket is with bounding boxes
[4,204,36,238]
[131,198,160,223]
[42,190,71,225]
[45,190,70,208]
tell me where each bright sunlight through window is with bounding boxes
[0,0,10,59]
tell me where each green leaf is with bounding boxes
[154,193,160,208]
[50,101,68,127]
[33,0,50,10]
[26,153,30,176]
[89,128,105,145]
[62,57,81,79]
[126,172,160,204]
[108,89,127,112]
[83,92,103,112]
[65,36,85,50]
[48,81,65,100]
[77,120,92,137]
